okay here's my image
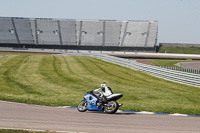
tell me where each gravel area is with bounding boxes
[179,62,200,70]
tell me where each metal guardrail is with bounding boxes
[160,66,200,74]
[62,52,200,87]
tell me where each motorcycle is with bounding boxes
[77,90,123,114]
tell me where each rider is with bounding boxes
[93,82,113,106]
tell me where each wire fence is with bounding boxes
[61,52,200,87]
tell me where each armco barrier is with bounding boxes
[61,52,200,87]
[160,66,200,74]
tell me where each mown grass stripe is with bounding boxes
[2,55,40,94]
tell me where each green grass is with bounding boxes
[148,59,195,67]
[148,59,200,67]
[159,47,200,54]
[0,53,200,115]
[0,129,51,133]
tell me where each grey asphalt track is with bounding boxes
[0,101,200,133]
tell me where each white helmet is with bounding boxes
[101,82,107,88]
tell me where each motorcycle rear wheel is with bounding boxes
[77,100,88,112]
[104,101,118,114]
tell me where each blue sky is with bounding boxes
[0,0,200,44]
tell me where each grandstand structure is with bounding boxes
[0,17,158,51]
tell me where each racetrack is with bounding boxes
[0,101,200,133]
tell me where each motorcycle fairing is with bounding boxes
[84,93,103,111]
[106,94,123,101]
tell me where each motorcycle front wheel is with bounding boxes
[77,100,88,112]
[104,101,119,114]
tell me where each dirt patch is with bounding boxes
[133,59,155,66]
[179,62,200,70]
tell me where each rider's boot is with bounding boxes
[98,96,107,109]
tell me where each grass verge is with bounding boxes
[159,47,200,54]
[148,59,195,67]
[148,59,200,67]
[0,53,200,115]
